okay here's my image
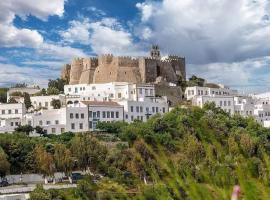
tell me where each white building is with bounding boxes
[31,95,63,110]
[234,96,255,116]
[65,104,89,133]
[185,86,238,100]
[64,82,156,102]
[118,97,168,123]
[81,101,124,130]
[23,108,66,135]
[0,103,26,133]
[192,95,235,114]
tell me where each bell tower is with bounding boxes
[150,45,161,59]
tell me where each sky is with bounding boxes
[0,0,270,93]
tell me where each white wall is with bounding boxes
[64,82,155,102]
[23,108,66,135]
[192,96,235,114]
[87,105,124,130]
[0,103,26,119]
[31,95,61,110]
[185,86,238,100]
[66,106,88,133]
[118,98,168,123]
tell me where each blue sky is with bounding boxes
[1,0,270,93]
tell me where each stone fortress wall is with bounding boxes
[61,46,186,86]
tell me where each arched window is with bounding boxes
[67,101,73,104]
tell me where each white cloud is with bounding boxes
[136,2,154,22]
[37,43,87,60]
[0,0,65,48]
[60,16,146,55]
[88,17,146,55]
[136,0,270,64]
[84,6,106,16]
[0,63,58,87]
[21,60,66,69]
[60,19,91,45]
[0,24,43,47]
[188,56,270,93]
[0,0,65,24]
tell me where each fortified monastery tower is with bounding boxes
[61,45,186,86]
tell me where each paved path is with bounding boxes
[0,184,77,194]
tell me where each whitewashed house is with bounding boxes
[81,101,124,130]
[192,95,235,114]
[185,86,238,101]
[0,103,26,133]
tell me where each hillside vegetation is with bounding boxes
[1,103,270,199]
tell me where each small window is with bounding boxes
[116,112,119,118]
[8,110,11,114]
[125,114,128,119]
[52,128,56,133]
[140,106,143,112]
[10,122,14,126]
[70,113,74,119]
[81,113,84,119]
[39,121,43,125]
[71,123,75,129]
[107,111,110,118]
[102,111,106,118]
[79,123,83,129]
[89,111,92,118]
[136,106,139,112]
[111,112,114,118]
[163,107,166,113]
[55,120,59,125]
[46,121,50,125]
[15,109,18,114]
[2,110,5,114]
[89,121,92,129]
[131,106,134,112]
[97,111,100,118]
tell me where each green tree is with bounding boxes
[35,126,45,135]
[187,75,205,87]
[48,78,66,92]
[0,147,10,178]
[51,99,61,109]
[15,125,34,135]
[8,97,17,103]
[29,184,51,200]
[47,87,60,95]
[23,92,32,110]
[54,144,73,176]
[0,88,8,103]
[71,134,107,171]
[34,145,56,180]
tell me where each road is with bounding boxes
[0,184,77,194]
